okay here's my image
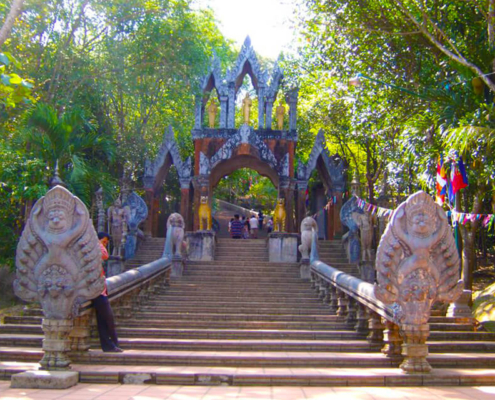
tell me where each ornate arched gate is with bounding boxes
[143,37,347,236]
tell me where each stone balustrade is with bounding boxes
[310,191,464,374]
[69,257,172,353]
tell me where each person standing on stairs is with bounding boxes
[93,232,123,353]
[230,214,243,239]
[249,214,259,239]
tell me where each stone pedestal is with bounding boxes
[400,324,431,374]
[107,259,124,277]
[171,255,184,277]
[186,231,215,261]
[11,371,79,389]
[268,233,299,263]
[40,319,73,371]
[447,290,473,318]
[300,258,310,280]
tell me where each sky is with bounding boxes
[193,0,297,60]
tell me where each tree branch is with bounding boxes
[0,0,24,47]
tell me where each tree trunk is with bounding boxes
[0,0,24,47]
[460,192,482,293]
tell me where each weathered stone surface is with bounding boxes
[107,197,127,257]
[163,213,185,258]
[107,259,124,277]
[123,192,148,260]
[447,289,473,318]
[269,233,299,263]
[374,191,464,373]
[122,373,153,384]
[340,197,362,264]
[14,185,105,370]
[11,370,79,389]
[299,216,318,260]
[14,185,105,320]
[186,231,215,261]
[352,212,373,261]
[300,258,311,280]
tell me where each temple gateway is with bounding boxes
[142,37,347,238]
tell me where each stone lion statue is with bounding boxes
[166,213,185,257]
[198,196,212,231]
[298,216,318,259]
[273,198,286,232]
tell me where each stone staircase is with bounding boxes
[1,237,495,386]
[124,237,166,270]
[318,240,359,277]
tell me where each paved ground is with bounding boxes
[1,382,495,400]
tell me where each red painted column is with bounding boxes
[333,192,343,239]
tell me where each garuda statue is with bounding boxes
[374,191,463,373]
[14,185,105,369]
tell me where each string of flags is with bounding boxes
[355,197,393,218]
[355,195,495,230]
[312,197,336,219]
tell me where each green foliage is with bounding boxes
[0,147,48,268]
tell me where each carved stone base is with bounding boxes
[400,324,431,374]
[107,259,124,277]
[300,258,310,280]
[447,290,473,318]
[381,320,403,358]
[171,255,184,277]
[11,371,79,389]
[186,231,215,261]
[269,233,298,263]
[40,319,73,371]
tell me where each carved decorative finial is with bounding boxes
[49,160,65,188]
[374,191,463,373]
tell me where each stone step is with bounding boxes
[2,335,495,354]
[181,271,301,278]
[3,348,495,369]
[0,324,490,342]
[124,319,352,330]
[162,287,317,296]
[186,261,300,267]
[170,277,309,284]
[145,298,323,306]
[134,308,342,323]
[3,362,495,386]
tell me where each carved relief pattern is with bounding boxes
[199,125,280,175]
[375,191,463,326]
[14,185,105,320]
[144,126,192,190]
[123,192,148,259]
[297,130,347,192]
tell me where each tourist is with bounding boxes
[230,214,243,239]
[266,217,274,233]
[249,214,259,238]
[93,232,123,353]
[241,215,250,239]
[228,217,234,233]
[258,210,264,230]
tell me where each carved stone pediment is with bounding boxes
[200,125,280,175]
[297,130,347,192]
[144,126,192,190]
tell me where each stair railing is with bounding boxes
[309,229,403,361]
[69,256,172,353]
